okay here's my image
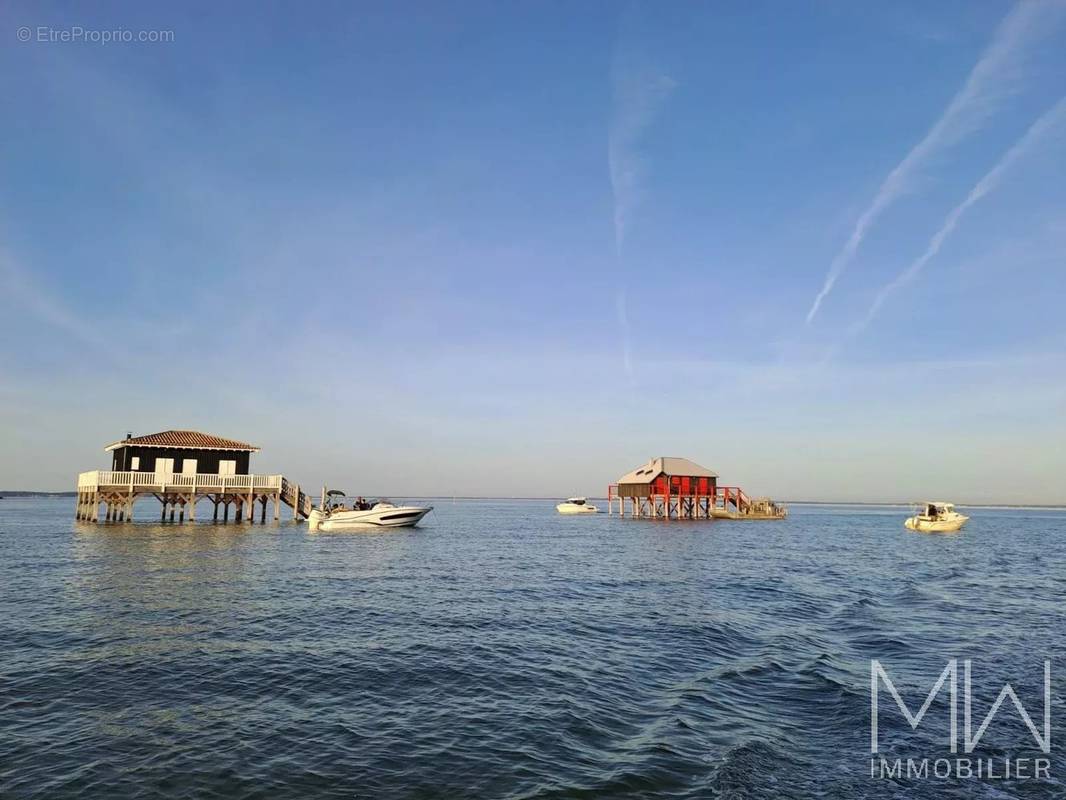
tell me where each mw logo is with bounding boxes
[870,659,1051,754]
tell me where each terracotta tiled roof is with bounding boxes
[105,430,259,452]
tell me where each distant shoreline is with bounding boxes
[2,491,78,497]
[2,492,1063,510]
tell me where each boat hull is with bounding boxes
[556,503,598,514]
[308,506,432,531]
[905,515,968,533]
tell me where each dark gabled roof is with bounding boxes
[105,430,260,452]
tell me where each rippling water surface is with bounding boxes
[3,498,1066,799]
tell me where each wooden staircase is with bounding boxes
[719,487,751,514]
[281,478,312,519]
[715,486,786,519]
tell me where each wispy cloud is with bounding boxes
[806,1,1062,324]
[0,247,104,348]
[853,97,1066,334]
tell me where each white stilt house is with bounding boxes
[75,429,311,524]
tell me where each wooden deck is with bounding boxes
[607,485,787,520]
[75,470,312,523]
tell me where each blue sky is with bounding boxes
[2,1,1065,502]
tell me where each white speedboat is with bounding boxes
[556,497,599,514]
[905,501,968,533]
[308,490,432,531]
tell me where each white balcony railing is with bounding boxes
[77,470,283,491]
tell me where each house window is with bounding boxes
[219,460,236,476]
[131,456,140,470]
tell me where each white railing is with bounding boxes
[77,470,283,490]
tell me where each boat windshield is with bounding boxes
[924,503,953,517]
[568,498,586,505]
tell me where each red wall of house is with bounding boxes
[652,474,717,495]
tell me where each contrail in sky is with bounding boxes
[608,56,675,255]
[608,4,675,381]
[806,2,1062,324]
[853,97,1066,334]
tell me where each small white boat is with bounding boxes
[556,497,599,514]
[905,501,969,533]
[308,489,432,531]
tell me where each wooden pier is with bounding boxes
[74,429,311,524]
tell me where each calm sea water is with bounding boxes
[2,497,1065,799]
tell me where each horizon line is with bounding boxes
[3,491,1064,510]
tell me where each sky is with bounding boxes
[1,1,1065,503]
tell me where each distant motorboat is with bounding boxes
[309,489,432,531]
[905,501,968,533]
[556,497,598,514]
